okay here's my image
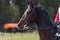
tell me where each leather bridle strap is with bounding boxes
[29,26,56,30]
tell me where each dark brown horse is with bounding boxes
[17,2,57,40]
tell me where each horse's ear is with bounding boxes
[26,0,32,4]
[26,0,34,8]
[26,0,38,5]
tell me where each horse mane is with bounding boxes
[36,5,51,20]
[34,5,54,27]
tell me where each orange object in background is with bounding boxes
[4,23,18,30]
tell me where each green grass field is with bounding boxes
[0,31,39,40]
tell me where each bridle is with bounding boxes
[18,5,56,30]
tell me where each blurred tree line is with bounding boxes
[0,0,59,28]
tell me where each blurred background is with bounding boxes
[0,0,60,32]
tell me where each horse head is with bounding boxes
[17,2,37,30]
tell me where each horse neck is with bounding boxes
[35,7,56,40]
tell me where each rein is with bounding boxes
[18,24,56,30]
[34,26,55,30]
[27,25,56,30]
